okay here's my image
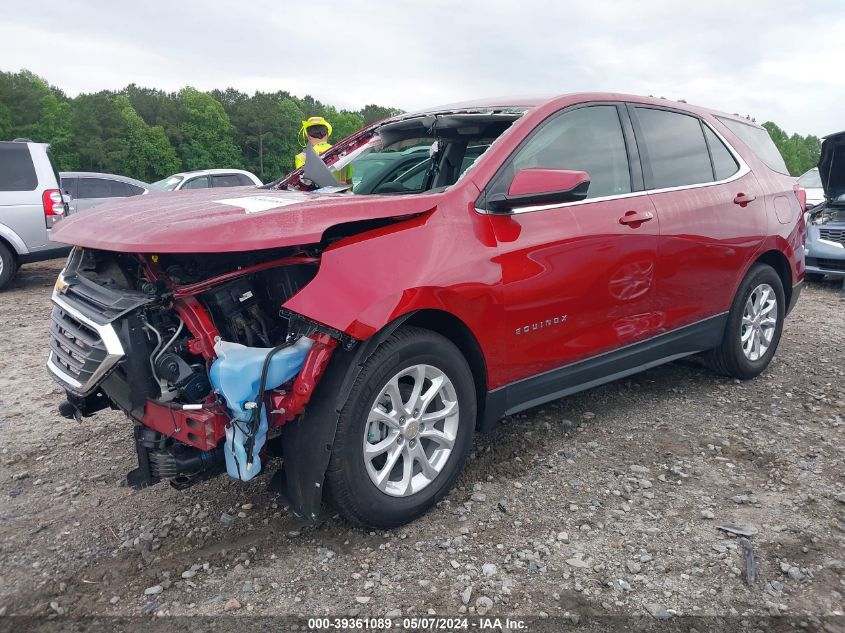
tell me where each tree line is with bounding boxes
[761,122,822,177]
[0,69,400,183]
[0,69,824,183]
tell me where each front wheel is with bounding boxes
[325,327,476,528]
[704,263,785,379]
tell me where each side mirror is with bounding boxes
[487,168,590,212]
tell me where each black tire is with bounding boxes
[0,242,17,291]
[805,272,825,282]
[704,263,785,379]
[325,326,476,528]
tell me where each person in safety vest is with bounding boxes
[295,116,351,183]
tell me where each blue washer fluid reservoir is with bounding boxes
[209,337,313,481]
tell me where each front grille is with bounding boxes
[819,228,845,245]
[47,292,124,394]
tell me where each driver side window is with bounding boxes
[509,105,632,199]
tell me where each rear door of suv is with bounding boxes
[628,104,764,333]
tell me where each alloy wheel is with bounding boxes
[363,364,460,497]
[741,283,778,361]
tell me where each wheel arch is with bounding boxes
[753,249,793,309]
[0,224,27,256]
[401,309,489,431]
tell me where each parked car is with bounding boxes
[60,172,150,214]
[0,140,69,290]
[150,169,262,191]
[47,94,804,528]
[797,167,825,208]
[804,131,845,280]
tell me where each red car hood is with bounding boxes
[51,186,438,253]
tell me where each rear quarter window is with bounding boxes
[0,143,38,192]
[717,117,789,175]
[702,126,740,181]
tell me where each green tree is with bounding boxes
[0,101,10,140]
[359,104,402,125]
[762,121,821,176]
[111,96,180,181]
[331,111,365,142]
[177,87,241,170]
[70,92,125,172]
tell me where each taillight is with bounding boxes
[793,184,807,210]
[42,189,65,228]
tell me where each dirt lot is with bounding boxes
[1,260,844,628]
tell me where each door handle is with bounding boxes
[618,210,654,227]
[733,192,756,207]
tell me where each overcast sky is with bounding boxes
[2,0,842,137]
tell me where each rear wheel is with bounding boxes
[704,263,785,379]
[0,242,17,290]
[325,327,476,528]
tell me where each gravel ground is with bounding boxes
[1,260,844,628]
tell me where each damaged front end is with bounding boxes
[47,245,351,514]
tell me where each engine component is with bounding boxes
[148,444,224,478]
[155,352,211,403]
[209,336,314,481]
[202,278,272,347]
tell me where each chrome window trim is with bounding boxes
[46,290,125,394]
[476,115,750,216]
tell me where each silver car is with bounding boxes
[0,140,69,290]
[60,172,150,214]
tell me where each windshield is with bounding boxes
[151,175,184,191]
[290,110,524,195]
[798,168,822,188]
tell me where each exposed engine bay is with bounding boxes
[49,244,340,493]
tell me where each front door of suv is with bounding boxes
[628,105,764,332]
[481,103,661,388]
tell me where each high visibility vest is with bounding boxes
[295,142,352,183]
[294,141,332,169]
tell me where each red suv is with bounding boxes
[47,94,804,527]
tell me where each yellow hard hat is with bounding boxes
[298,116,333,147]
[302,116,332,137]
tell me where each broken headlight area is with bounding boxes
[48,247,345,490]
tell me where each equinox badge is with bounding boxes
[515,314,567,336]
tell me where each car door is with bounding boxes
[60,177,78,214]
[629,105,765,331]
[479,103,661,387]
[76,177,132,212]
[181,176,210,190]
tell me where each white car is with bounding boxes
[797,167,825,208]
[151,169,262,192]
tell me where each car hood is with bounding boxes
[50,186,438,253]
[819,131,845,201]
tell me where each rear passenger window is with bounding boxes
[509,105,631,199]
[703,126,739,180]
[77,178,131,198]
[635,108,714,189]
[212,174,244,188]
[236,174,256,186]
[125,183,146,195]
[183,176,210,190]
[0,143,38,191]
